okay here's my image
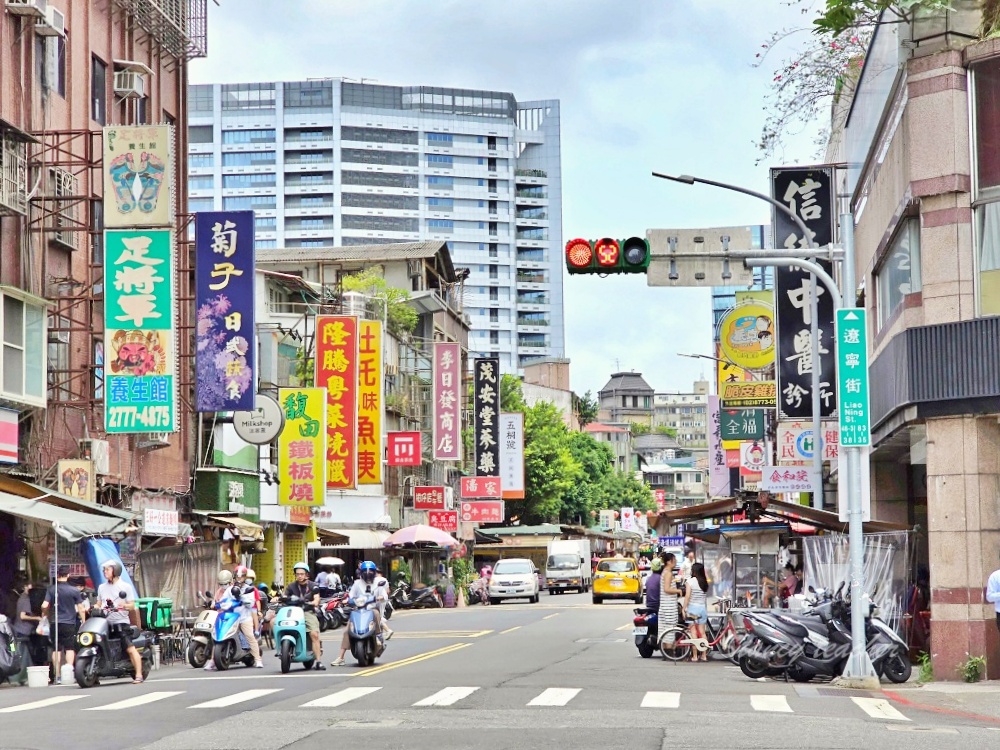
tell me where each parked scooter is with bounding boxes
[632,607,658,658]
[466,578,490,606]
[347,580,389,667]
[74,593,154,688]
[186,591,218,668]
[391,580,442,609]
[211,589,257,670]
[273,597,318,673]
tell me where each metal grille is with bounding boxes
[112,0,208,60]
[0,136,27,216]
[50,167,77,249]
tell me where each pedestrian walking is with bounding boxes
[12,582,41,686]
[41,566,87,683]
[658,553,683,651]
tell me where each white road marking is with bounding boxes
[527,688,581,706]
[543,613,560,620]
[84,691,184,711]
[499,626,521,635]
[852,697,910,721]
[413,686,479,706]
[641,691,680,709]
[0,695,89,713]
[188,689,282,708]
[750,694,793,713]
[301,686,382,707]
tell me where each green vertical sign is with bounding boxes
[835,308,870,447]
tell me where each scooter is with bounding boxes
[632,607,658,658]
[186,591,218,668]
[347,581,388,667]
[273,597,318,673]
[393,581,442,609]
[74,593,154,688]
[211,589,257,671]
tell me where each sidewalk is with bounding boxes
[883,679,1000,723]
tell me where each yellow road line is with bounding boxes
[615,623,632,631]
[390,630,493,639]
[352,643,471,678]
[499,626,521,635]
[543,613,560,620]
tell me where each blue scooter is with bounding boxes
[212,590,256,670]
[273,597,317,673]
[347,580,389,667]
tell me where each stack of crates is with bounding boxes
[136,597,173,632]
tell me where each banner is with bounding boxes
[720,380,777,409]
[740,440,768,476]
[777,421,840,464]
[428,510,458,533]
[58,460,95,502]
[194,211,256,412]
[103,125,173,228]
[0,408,17,464]
[707,396,730,498]
[315,316,358,489]
[413,486,446,510]
[761,466,820,493]
[387,431,421,467]
[620,507,636,532]
[461,476,501,499]
[357,320,382,484]
[654,489,667,512]
[473,357,500,476]
[278,387,327,506]
[717,301,775,371]
[460,501,503,524]
[432,342,461,460]
[499,412,525,500]
[104,229,176,433]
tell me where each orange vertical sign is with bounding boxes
[315,315,358,489]
[357,320,382,485]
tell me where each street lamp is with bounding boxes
[652,171,826,512]
[677,352,760,381]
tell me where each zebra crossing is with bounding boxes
[0,686,912,720]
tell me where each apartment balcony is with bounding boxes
[284,139,334,152]
[284,162,333,173]
[515,272,548,283]
[284,182,335,193]
[514,168,548,185]
[284,227,335,239]
[284,204,335,216]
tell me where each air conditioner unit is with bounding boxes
[5,0,46,17]
[78,438,110,475]
[136,432,171,450]
[35,5,64,36]
[113,70,145,99]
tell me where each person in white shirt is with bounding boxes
[986,553,1000,635]
[330,561,390,666]
[679,549,696,581]
[96,561,145,683]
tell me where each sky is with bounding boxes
[190,0,824,398]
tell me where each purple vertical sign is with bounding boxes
[433,342,461,460]
[708,396,730,498]
[195,211,256,412]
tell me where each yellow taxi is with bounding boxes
[592,557,643,604]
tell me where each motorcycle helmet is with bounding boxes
[218,570,234,586]
[245,568,256,583]
[650,558,664,573]
[234,565,248,580]
[293,561,310,575]
[100,560,122,579]
[359,560,377,584]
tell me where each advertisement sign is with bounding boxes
[460,501,503,524]
[104,229,176,433]
[499,412,525,500]
[0,408,17,464]
[720,408,764,444]
[473,357,500,476]
[777,421,840,464]
[315,316,358,489]
[387,431,422,466]
[740,441,767,475]
[717,301,775,371]
[58,460,95,503]
[277,387,327,507]
[461,476,502,499]
[103,125,173,228]
[598,509,615,530]
[142,494,179,536]
[720,380,777,409]
[194,211,255,412]
[835,308,871,447]
[620,507,636,532]
[233,393,285,445]
[762,466,820,493]
[432,342,461,461]
[428,510,458,533]
[357,320,383,484]
[413,486,446,510]
[654,489,667,512]
[707,396,731,498]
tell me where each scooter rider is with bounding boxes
[232,565,263,668]
[204,570,235,671]
[283,562,325,670]
[96,561,145,684]
[331,560,387,666]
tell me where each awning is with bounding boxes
[0,475,138,522]
[189,511,265,541]
[315,527,391,549]
[315,528,350,545]
[0,492,133,541]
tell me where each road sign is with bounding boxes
[835,308,871,447]
[646,227,754,287]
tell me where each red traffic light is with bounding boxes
[565,238,594,271]
[594,238,620,268]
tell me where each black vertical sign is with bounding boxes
[770,167,838,419]
[473,357,500,476]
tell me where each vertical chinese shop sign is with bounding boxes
[278,387,327,507]
[473,357,500,476]
[315,316,358,489]
[104,230,176,433]
[357,320,382,485]
[194,211,256,412]
[432,342,460,461]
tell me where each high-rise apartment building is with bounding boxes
[186,80,564,372]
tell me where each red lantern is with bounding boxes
[613,510,620,519]
[589,510,597,517]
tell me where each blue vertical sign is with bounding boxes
[195,211,256,412]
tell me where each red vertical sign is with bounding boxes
[315,315,358,489]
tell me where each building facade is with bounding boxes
[186,80,564,374]
[653,381,710,452]
[597,371,655,426]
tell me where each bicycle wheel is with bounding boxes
[659,627,692,662]
[716,630,739,663]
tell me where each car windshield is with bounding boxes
[494,562,532,575]
[547,554,578,570]
[598,560,635,573]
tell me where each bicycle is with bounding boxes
[658,609,741,663]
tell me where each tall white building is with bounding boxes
[186,80,564,372]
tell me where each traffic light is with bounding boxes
[565,236,650,275]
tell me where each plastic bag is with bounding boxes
[35,617,50,638]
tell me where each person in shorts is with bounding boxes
[283,562,325,670]
[41,566,87,683]
[96,560,145,684]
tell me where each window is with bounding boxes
[489,264,498,279]
[342,193,418,210]
[341,148,416,167]
[427,132,453,144]
[222,129,275,144]
[256,239,277,249]
[189,125,214,144]
[2,291,45,407]
[284,80,333,108]
[341,126,417,145]
[189,84,213,112]
[300,218,325,228]
[489,309,499,322]
[189,198,215,212]
[294,173,333,185]
[342,215,418,232]
[342,171,418,188]
[427,154,454,167]
[972,59,1000,316]
[222,151,275,167]
[221,82,276,110]
[489,243,498,258]
[427,219,454,233]
[188,176,214,191]
[490,331,499,345]
[255,217,277,231]
[91,56,107,125]
[224,195,276,211]
[875,218,921,327]
[427,175,454,189]
[189,153,214,169]
[299,196,327,207]
[137,97,149,125]
[427,197,453,210]
[489,287,499,301]
[223,173,277,189]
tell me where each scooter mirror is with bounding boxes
[377,580,387,587]
[808,586,816,593]
[118,592,128,599]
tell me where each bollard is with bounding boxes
[152,643,161,671]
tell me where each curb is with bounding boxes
[883,689,1000,725]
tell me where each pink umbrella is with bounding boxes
[383,524,459,548]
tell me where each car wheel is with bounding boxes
[548,589,554,596]
[592,596,602,604]
[531,593,539,603]
[489,597,500,606]
[634,595,643,604]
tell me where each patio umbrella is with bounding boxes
[383,524,459,548]
[314,556,345,567]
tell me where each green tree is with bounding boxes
[628,421,650,436]
[572,390,599,428]
[500,374,526,413]
[560,432,615,523]
[596,470,655,514]
[505,401,579,525]
[341,268,418,336]
[654,425,678,439]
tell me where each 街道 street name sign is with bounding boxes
[835,308,870,447]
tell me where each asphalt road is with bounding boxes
[1,592,998,750]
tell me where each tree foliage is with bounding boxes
[341,268,418,336]
[572,390,599,427]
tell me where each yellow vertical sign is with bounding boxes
[278,387,327,506]
[357,320,382,485]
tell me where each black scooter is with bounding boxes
[74,593,154,688]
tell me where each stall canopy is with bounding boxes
[316,527,391,549]
[190,510,264,541]
[0,475,137,522]
[315,528,350,546]
[0,493,133,541]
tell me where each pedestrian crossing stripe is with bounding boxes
[83,691,185,711]
[301,686,382,708]
[188,689,282,708]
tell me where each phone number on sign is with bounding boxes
[107,405,172,429]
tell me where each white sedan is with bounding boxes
[488,558,540,604]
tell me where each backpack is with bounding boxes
[0,618,21,679]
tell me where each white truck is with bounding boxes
[544,538,592,594]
